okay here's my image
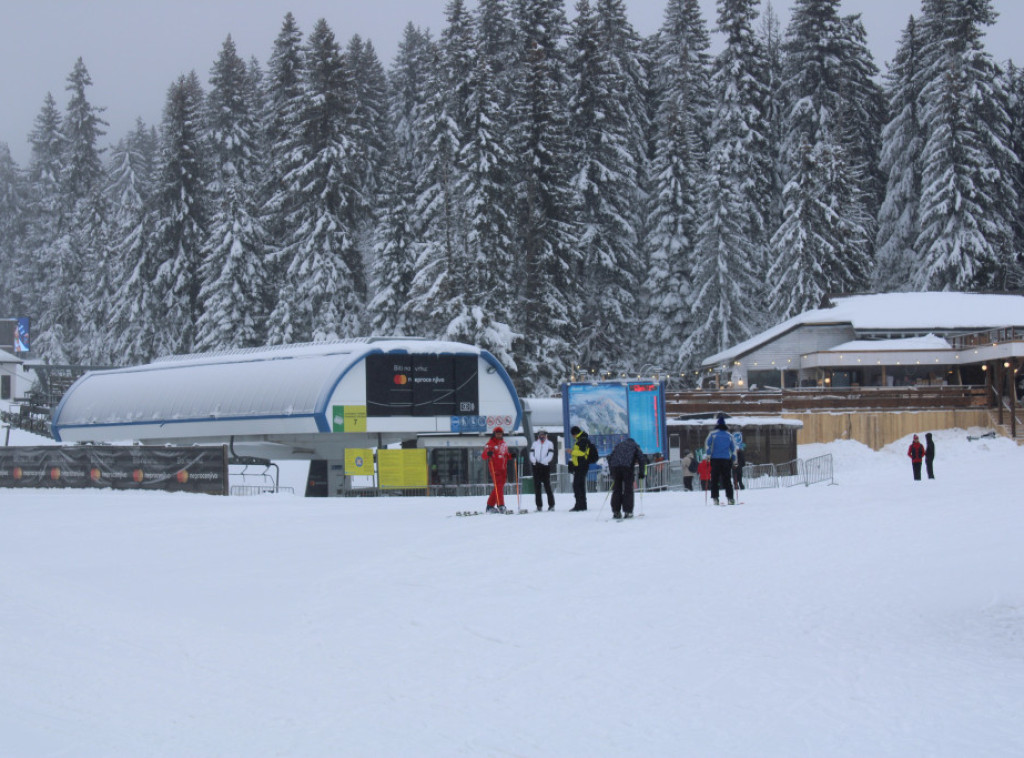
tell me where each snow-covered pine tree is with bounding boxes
[769,139,871,320]
[36,59,109,363]
[874,15,924,291]
[105,120,161,365]
[407,0,473,340]
[507,0,579,394]
[267,19,365,343]
[770,0,871,320]
[0,144,28,317]
[643,0,711,367]
[444,0,520,370]
[369,24,433,337]
[195,36,268,352]
[261,13,305,329]
[343,35,389,272]
[757,2,785,239]
[835,14,886,239]
[152,71,209,356]
[567,0,645,371]
[914,0,1017,291]
[684,0,772,362]
[1005,61,1024,286]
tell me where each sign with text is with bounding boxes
[0,446,228,494]
[377,449,428,489]
[365,353,479,417]
[332,405,367,432]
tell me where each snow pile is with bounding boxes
[1,427,1023,757]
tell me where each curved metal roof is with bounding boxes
[52,338,520,443]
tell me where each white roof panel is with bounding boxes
[52,339,512,442]
[704,293,1024,366]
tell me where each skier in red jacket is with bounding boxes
[907,434,925,481]
[482,427,511,512]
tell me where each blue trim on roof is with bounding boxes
[312,346,383,432]
[53,412,321,436]
[480,349,523,431]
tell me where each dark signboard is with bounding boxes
[366,353,479,417]
[0,446,229,495]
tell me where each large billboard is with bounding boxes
[561,381,667,458]
[365,353,479,417]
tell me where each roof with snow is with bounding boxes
[703,293,1024,367]
[51,338,522,451]
[0,347,21,363]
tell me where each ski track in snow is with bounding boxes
[1,427,1023,757]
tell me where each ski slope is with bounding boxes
[1,427,1022,757]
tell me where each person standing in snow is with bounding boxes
[607,437,648,519]
[704,414,738,505]
[733,435,747,491]
[482,426,511,512]
[681,448,696,491]
[568,426,592,511]
[908,434,925,481]
[529,429,556,511]
[924,432,936,479]
[697,455,711,492]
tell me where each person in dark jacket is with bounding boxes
[733,439,746,490]
[568,426,592,511]
[908,434,925,481]
[607,437,648,519]
[924,432,936,479]
[704,414,738,505]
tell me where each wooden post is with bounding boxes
[1007,360,1015,438]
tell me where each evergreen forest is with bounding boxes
[0,0,1021,394]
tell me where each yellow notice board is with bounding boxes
[378,449,428,489]
[332,405,367,432]
[344,448,374,475]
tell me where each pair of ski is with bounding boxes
[454,508,529,517]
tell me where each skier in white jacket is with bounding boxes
[529,429,556,511]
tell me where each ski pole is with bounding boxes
[514,455,521,513]
[639,473,645,517]
[487,455,500,510]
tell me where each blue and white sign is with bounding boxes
[451,415,487,433]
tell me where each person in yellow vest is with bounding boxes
[569,425,593,511]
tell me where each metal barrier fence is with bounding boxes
[325,454,833,498]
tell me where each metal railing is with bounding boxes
[332,455,834,499]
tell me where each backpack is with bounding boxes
[688,457,697,474]
[586,439,600,464]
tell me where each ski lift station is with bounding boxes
[51,339,524,493]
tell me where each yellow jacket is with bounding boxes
[571,431,591,468]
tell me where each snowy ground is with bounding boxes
[2,426,1023,757]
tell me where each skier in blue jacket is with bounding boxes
[704,413,738,505]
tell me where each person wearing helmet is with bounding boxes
[482,426,511,512]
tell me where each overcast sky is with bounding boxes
[1,0,1020,166]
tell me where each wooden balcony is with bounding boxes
[666,385,990,416]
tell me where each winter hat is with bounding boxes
[715,413,727,429]
[537,429,547,436]
[913,434,919,440]
[493,426,504,435]
[570,426,581,436]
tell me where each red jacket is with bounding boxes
[482,438,511,472]
[697,458,712,482]
[908,441,925,463]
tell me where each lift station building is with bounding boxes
[52,339,523,494]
